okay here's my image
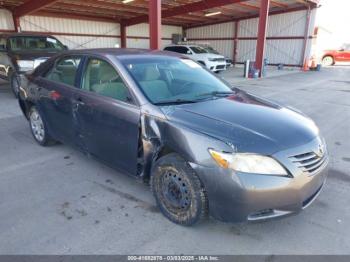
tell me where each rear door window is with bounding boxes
[44,56,82,87]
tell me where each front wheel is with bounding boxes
[29,106,55,146]
[10,72,20,98]
[151,153,208,226]
[322,56,334,66]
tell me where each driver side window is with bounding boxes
[82,58,131,103]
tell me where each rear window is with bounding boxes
[164,46,189,54]
[8,36,65,52]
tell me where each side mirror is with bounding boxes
[187,50,192,55]
[339,48,345,52]
[63,45,69,50]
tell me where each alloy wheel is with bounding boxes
[30,109,45,142]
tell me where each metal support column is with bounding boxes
[12,15,20,32]
[120,22,127,48]
[149,0,162,50]
[301,7,312,67]
[255,0,270,77]
[233,21,239,65]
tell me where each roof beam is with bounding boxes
[33,11,117,23]
[185,5,311,29]
[296,0,319,6]
[14,0,59,17]
[237,3,260,11]
[270,1,289,8]
[126,0,249,26]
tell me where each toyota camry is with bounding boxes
[18,48,328,226]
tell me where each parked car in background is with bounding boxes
[322,43,350,66]
[0,33,67,97]
[18,49,328,226]
[199,44,233,67]
[163,44,226,72]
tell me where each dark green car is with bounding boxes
[0,33,67,97]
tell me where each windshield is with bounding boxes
[8,36,65,52]
[203,46,220,54]
[190,46,208,54]
[121,56,233,105]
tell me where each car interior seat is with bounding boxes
[90,61,128,101]
[139,66,171,102]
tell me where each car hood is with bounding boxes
[160,91,319,155]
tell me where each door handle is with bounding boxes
[72,97,85,111]
[75,97,85,106]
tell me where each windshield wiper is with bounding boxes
[153,99,198,106]
[196,91,235,98]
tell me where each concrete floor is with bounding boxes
[0,66,349,255]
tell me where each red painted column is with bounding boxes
[255,0,270,77]
[233,21,239,65]
[149,0,162,50]
[120,22,127,48]
[301,7,312,67]
[12,15,20,32]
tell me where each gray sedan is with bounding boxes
[18,48,328,226]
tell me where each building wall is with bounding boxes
[20,16,121,49]
[0,9,182,49]
[185,21,235,59]
[126,23,182,49]
[187,9,316,66]
[0,9,14,31]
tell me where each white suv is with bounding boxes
[163,44,226,72]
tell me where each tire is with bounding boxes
[322,56,334,66]
[9,71,20,98]
[28,106,55,146]
[151,153,208,226]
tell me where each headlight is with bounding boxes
[208,149,288,175]
[17,60,34,71]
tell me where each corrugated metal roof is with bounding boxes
[0,0,319,28]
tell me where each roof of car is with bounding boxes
[165,44,199,47]
[0,32,58,38]
[58,48,185,58]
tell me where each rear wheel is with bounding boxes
[151,153,208,226]
[10,71,20,98]
[322,56,334,66]
[29,106,55,146]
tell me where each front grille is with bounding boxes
[216,65,226,69]
[212,58,225,62]
[289,151,328,176]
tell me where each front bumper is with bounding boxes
[191,138,329,222]
[206,61,226,71]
